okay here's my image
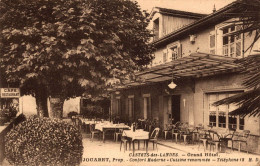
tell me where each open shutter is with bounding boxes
[209,32,216,54]
[163,49,168,63]
[167,48,172,61]
[177,44,182,59]
[236,40,242,57]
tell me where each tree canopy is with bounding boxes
[0,0,154,116]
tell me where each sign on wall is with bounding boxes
[0,88,20,98]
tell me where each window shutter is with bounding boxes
[163,49,168,63]
[236,41,242,57]
[167,49,172,61]
[209,32,215,54]
[177,44,182,58]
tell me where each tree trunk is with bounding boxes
[49,96,64,119]
[35,86,49,117]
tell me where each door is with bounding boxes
[172,95,180,124]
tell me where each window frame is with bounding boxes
[208,92,244,130]
[215,21,243,57]
[128,95,134,120]
[115,96,121,116]
[143,94,151,120]
[166,41,182,61]
[209,30,216,54]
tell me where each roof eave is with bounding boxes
[151,1,240,47]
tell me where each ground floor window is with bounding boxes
[115,97,121,115]
[143,94,151,119]
[208,92,244,130]
[128,96,134,120]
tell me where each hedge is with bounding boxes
[5,116,83,166]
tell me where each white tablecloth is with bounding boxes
[122,130,149,141]
[95,123,130,132]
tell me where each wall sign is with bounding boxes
[0,88,20,98]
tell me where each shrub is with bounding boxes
[67,111,78,119]
[5,116,83,166]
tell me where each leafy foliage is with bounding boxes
[81,105,104,119]
[5,116,83,166]
[0,0,153,115]
[224,0,260,53]
[214,54,260,117]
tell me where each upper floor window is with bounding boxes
[222,25,242,57]
[153,18,159,41]
[165,42,182,62]
[209,31,216,54]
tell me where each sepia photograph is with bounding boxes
[0,0,259,165]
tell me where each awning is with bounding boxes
[116,53,241,89]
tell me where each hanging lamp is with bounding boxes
[168,69,177,89]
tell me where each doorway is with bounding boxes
[171,95,180,124]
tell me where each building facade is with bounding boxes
[111,1,260,153]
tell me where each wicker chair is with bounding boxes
[231,130,250,153]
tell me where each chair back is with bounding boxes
[209,131,220,141]
[243,130,250,137]
[89,124,95,132]
[171,121,181,133]
[75,118,82,130]
[150,127,160,139]
[165,124,173,131]
[198,128,209,139]
[233,130,250,141]
[227,128,236,139]
[71,116,77,125]
[240,130,250,141]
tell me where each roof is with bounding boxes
[150,7,207,19]
[151,1,243,47]
[115,53,241,90]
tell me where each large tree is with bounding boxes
[0,0,153,118]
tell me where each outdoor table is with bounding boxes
[81,119,109,125]
[95,123,130,142]
[210,128,231,153]
[122,130,149,154]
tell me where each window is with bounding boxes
[143,94,151,119]
[163,49,168,63]
[209,31,216,54]
[115,97,121,115]
[222,25,242,57]
[167,42,182,61]
[153,18,159,41]
[128,95,134,119]
[208,92,244,130]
